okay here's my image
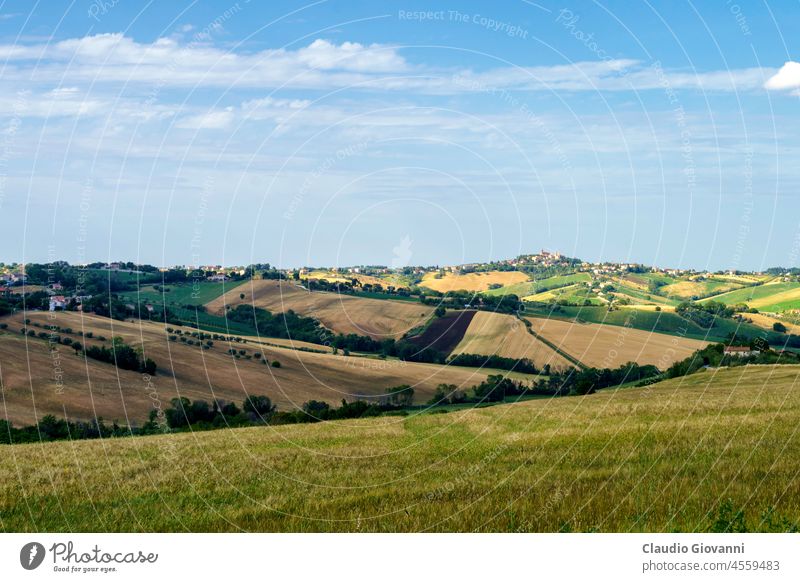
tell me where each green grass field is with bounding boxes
[483,272,591,298]
[700,282,798,307]
[120,280,245,307]
[2,365,799,532]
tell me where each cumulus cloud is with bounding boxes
[765,61,800,90]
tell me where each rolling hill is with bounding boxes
[3,365,798,532]
[0,311,516,426]
[451,311,573,370]
[206,280,434,340]
[419,270,530,293]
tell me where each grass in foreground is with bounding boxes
[2,365,799,532]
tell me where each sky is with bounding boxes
[0,0,798,271]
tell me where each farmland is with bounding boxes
[700,281,800,311]
[207,280,434,340]
[525,317,709,369]
[451,311,573,370]
[119,280,245,307]
[483,272,592,298]
[2,365,798,532]
[420,270,530,293]
[0,311,511,425]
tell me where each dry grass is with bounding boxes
[0,311,513,425]
[2,365,799,532]
[420,271,529,293]
[303,270,394,288]
[526,316,708,369]
[452,311,573,371]
[741,313,800,335]
[206,280,433,340]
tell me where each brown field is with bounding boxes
[0,311,517,426]
[206,280,433,340]
[526,316,708,369]
[452,311,573,371]
[420,270,529,293]
[406,310,476,354]
[741,312,800,335]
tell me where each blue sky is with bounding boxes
[0,0,798,270]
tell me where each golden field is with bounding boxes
[420,270,530,293]
[526,316,709,369]
[207,280,432,340]
[2,365,799,532]
[0,311,513,425]
[451,311,573,370]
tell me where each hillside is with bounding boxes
[206,280,433,340]
[526,316,709,369]
[451,311,573,370]
[0,311,512,425]
[419,270,530,293]
[2,365,799,532]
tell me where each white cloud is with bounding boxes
[0,33,776,95]
[176,107,235,129]
[765,61,800,90]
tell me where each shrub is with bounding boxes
[271,360,281,368]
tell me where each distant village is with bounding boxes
[0,250,795,314]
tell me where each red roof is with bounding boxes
[724,346,751,352]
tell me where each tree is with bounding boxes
[434,305,446,317]
[243,395,275,417]
[773,322,787,333]
[239,293,245,300]
[385,385,414,408]
[302,400,331,419]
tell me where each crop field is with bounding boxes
[608,282,678,306]
[483,272,592,298]
[120,280,245,307]
[659,279,743,300]
[741,313,800,335]
[618,272,679,289]
[3,365,799,532]
[451,311,573,370]
[303,270,397,288]
[206,280,434,340]
[0,312,506,425]
[419,270,530,293]
[525,317,709,369]
[701,281,800,311]
[405,310,476,354]
[523,284,603,305]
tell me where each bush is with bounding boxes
[271,360,281,368]
[773,322,787,333]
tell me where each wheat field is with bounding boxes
[451,311,573,370]
[206,280,433,340]
[0,311,508,425]
[526,316,709,369]
[420,271,530,293]
[1,365,798,532]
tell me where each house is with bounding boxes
[207,274,228,282]
[49,295,67,311]
[50,282,63,291]
[723,346,759,358]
